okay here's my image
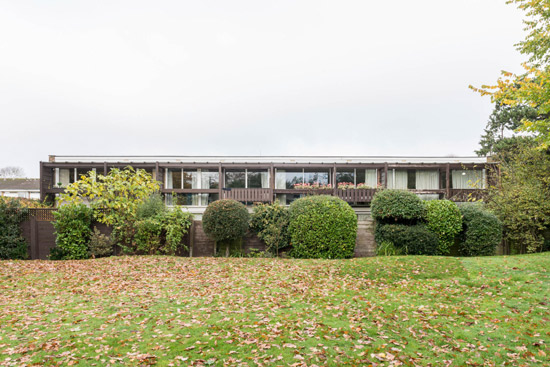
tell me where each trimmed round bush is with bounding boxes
[424,200,462,255]
[288,195,357,259]
[375,223,439,255]
[459,203,503,256]
[202,199,249,243]
[371,190,425,224]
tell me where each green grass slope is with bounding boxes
[0,253,548,366]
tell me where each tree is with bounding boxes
[486,146,550,253]
[0,166,25,178]
[471,1,550,148]
[59,167,160,250]
[476,103,537,157]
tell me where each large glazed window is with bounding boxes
[415,170,439,190]
[166,169,182,189]
[225,170,246,188]
[451,169,486,189]
[304,169,330,186]
[387,169,408,190]
[247,170,269,188]
[225,169,269,189]
[275,169,303,189]
[337,168,378,188]
[201,169,219,189]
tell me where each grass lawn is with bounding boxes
[0,254,549,366]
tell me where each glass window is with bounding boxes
[169,193,219,206]
[451,169,485,189]
[275,169,303,189]
[336,169,354,185]
[58,168,75,187]
[167,169,182,189]
[247,170,269,188]
[304,169,330,186]
[387,170,408,189]
[201,169,219,189]
[415,170,439,190]
[225,170,246,188]
[183,170,199,189]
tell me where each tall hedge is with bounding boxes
[202,199,249,255]
[371,190,425,224]
[52,204,93,260]
[0,198,29,260]
[459,203,503,256]
[424,200,462,255]
[288,195,357,259]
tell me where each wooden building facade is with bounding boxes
[40,155,494,209]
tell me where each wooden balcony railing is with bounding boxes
[222,188,272,203]
[336,189,377,203]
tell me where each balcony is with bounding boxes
[222,188,272,202]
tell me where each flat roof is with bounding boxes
[48,155,489,165]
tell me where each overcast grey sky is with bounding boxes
[0,0,526,177]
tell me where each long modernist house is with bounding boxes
[40,155,494,213]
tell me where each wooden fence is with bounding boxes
[18,209,265,260]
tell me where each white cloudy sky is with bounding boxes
[0,0,526,177]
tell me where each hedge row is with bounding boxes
[372,190,503,256]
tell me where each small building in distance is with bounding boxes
[0,178,40,200]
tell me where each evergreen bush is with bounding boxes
[459,203,503,256]
[202,199,249,255]
[375,224,439,255]
[0,198,29,260]
[288,195,357,259]
[424,200,463,255]
[371,190,425,224]
[52,204,93,260]
[249,201,290,255]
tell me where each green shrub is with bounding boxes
[202,199,249,255]
[134,208,193,255]
[375,224,439,255]
[288,195,357,259]
[250,201,290,255]
[0,198,29,260]
[89,227,113,258]
[137,193,166,219]
[52,204,93,260]
[424,200,463,255]
[371,190,425,224]
[459,203,503,256]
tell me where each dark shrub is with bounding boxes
[288,195,357,259]
[0,198,29,260]
[459,203,503,256]
[89,227,113,258]
[375,224,439,255]
[202,199,249,255]
[52,204,93,260]
[250,201,290,255]
[371,190,425,224]
[424,200,462,255]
